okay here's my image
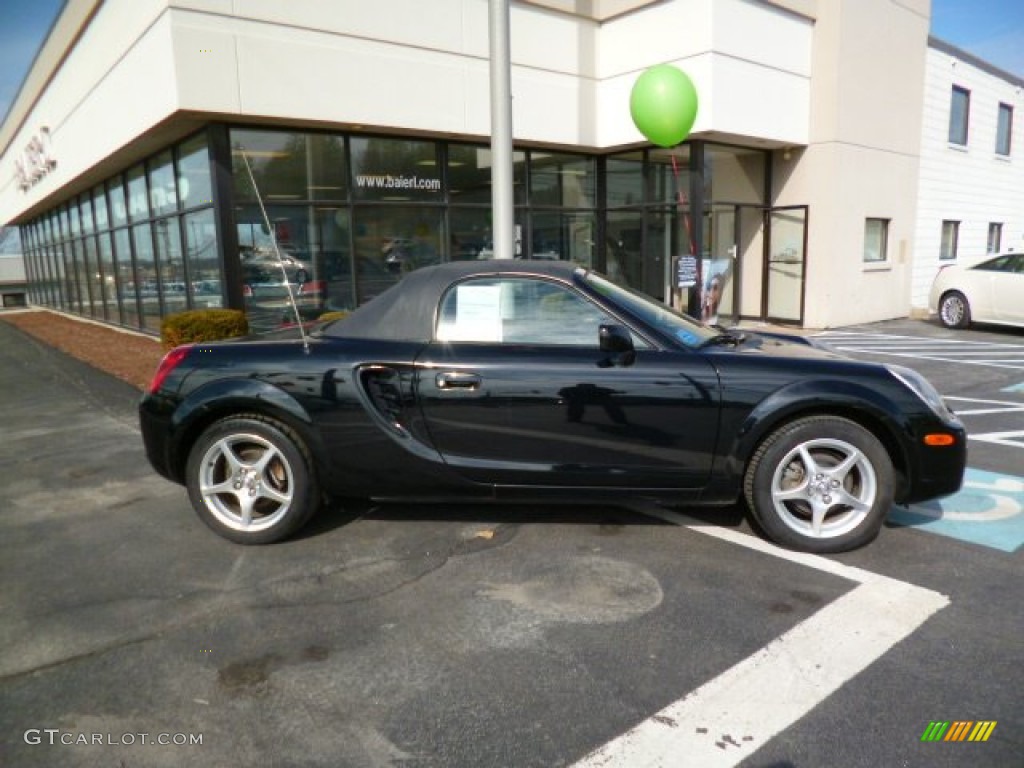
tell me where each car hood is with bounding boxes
[712,329,847,360]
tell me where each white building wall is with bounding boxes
[911,44,1024,312]
[2,0,814,226]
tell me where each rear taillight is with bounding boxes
[147,345,193,394]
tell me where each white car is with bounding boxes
[928,252,1024,329]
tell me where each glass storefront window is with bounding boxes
[97,231,119,323]
[529,211,596,267]
[529,152,595,208]
[149,151,178,217]
[93,185,109,231]
[84,235,105,319]
[133,222,160,331]
[80,195,95,234]
[232,129,307,202]
[447,144,528,205]
[309,134,348,202]
[449,207,493,260]
[605,210,644,287]
[309,207,351,313]
[184,209,222,308]
[114,227,141,328]
[352,206,442,302]
[649,146,692,206]
[177,134,213,210]
[67,201,80,237]
[109,178,129,227]
[70,238,89,315]
[127,164,149,222]
[606,153,644,209]
[154,218,186,311]
[350,137,442,202]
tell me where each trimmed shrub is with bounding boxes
[161,309,249,350]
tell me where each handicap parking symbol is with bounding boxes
[889,468,1024,552]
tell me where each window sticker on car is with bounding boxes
[438,284,503,342]
[675,329,699,346]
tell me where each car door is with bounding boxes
[414,275,721,489]
[992,254,1024,323]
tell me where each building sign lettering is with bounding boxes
[14,127,57,193]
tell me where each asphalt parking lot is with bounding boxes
[0,317,1020,767]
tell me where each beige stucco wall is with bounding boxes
[774,0,931,327]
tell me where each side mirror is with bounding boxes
[598,324,636,366]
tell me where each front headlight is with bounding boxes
[887,365,954,420]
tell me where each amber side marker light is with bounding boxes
[924,434,956,447]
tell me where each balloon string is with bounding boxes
[671,152,700,310]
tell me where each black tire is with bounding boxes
[743,416,893,553]
[938,290,971,329]
[185,414,321,544]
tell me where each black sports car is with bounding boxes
[140,261,966,553]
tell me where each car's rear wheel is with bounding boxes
[186,414,320,544]
[743,416,893,553]
[938,290,971,329]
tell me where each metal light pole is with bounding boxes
[488,0,515,259]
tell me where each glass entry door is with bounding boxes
[765,206,807,323]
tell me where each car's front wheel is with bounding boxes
[938,290,971,329]
[743,416,893,553]
[186,414,321,544]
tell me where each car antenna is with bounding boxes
[235,143,311,355]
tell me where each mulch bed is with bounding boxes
[1,309,165,391]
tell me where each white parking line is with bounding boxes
[571,514,949,768]
[813,332,1024,371]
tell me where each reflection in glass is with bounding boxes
[71,239,91,316]
[606,153,644,209]
[310,207,352,313]
[353,206,442,302]
[184,210,222,308]
[529,211,595,267]
[529,152,595,207]
[80,195,95,234]
[605,210,643,287]
[149,151,178,217]
[84,235,105,319]
[127,164,149,222]
[109,178,129,227]
[448,144,527,205]
[649,146,691,206]
[177,134,213,210]
[449,208,493,260]
[93,185,109,231]
[114,227,141,328]
[155,218,186,312]
[232,129,307,202]
[97,231,119,324]
[133,222,160,331]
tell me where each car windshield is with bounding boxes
[582,271,719,348]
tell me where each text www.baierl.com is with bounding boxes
[354,174,441,191]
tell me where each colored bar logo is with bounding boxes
[921,721,997,742]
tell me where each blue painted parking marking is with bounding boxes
[890,468,1024,552]
[1004,382,1024,393]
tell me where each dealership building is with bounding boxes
[1,0,1021,334]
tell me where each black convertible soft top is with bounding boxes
[323,260,587,342]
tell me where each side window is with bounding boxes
[436,277,636,346]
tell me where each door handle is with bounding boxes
[436,371,482,390]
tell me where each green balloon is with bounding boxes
[630,65,699,147]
